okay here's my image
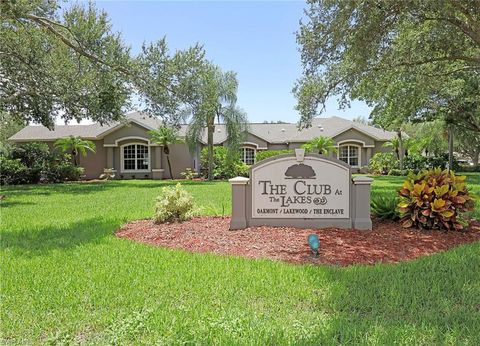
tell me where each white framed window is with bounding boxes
[338,144,360,167]
[240,147,256,165]
[121,143,150,172]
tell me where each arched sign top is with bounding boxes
[250,151,351,219]
[250,152,351,174]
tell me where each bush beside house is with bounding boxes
[0,142,84,185]
[199,147,249,179]
[368,153,399,175]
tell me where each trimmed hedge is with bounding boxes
[256,150,293,162]
[458,165,480,173]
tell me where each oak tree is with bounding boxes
[294,0,480,128]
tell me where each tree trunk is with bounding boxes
[166,155,173,180]
[397,131,404,171]
[473,148,479,166]
[207,118,214,181]
[448,125,454,171]
[164,146,174,180]
[72,149,78,166]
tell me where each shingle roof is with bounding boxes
[9,112,396,143]
[8,122,116,141]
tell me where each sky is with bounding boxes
[80,0,372,124]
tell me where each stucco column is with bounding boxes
[105,147,114,171]
[229,177,250,230]
[352,176,374,230]
[366,147,372,165]
[152,146,164,180]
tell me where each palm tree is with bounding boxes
[383,137,400,160]
[403,137,427,157]
[185,65,248,180]
[54,136,96,166]
[149,126,183,180]
[384,136,424,158]
[302,136,337,155]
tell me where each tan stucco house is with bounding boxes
[9,112,396,179]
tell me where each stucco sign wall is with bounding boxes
[229,150,374,230]
[251,155,350,219]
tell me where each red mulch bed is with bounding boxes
[116,217,480,266]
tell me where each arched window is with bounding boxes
[240,147,256,165]
[121,143,150,172]
[338,144,360,167]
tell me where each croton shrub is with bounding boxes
[398,168,475,230]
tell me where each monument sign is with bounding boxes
[229,149,373,230]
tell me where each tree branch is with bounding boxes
[419,12,480,48]
[448,0,480,42]
[24,14,84,48]
[24,14,132,76]
[393,55,480,67]
[19,14,187,101]
[0,90,38,104]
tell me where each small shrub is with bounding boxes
[429,154,460,171]
[180,168,198,180]
[46,163,84,182]
[388,168,407,176]
[256,150,293,162]
[403,154,427,172]
[233,161,250,177]
[0,157,29,185]
[371,195,399,220]
[154,183,195,223]
[369,152,398,175]
[398,168,475,230]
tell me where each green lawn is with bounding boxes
[1,174,479,345]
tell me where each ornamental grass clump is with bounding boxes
[398,168,474,231]
[154,183,195,223]
[371,195,399,220]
